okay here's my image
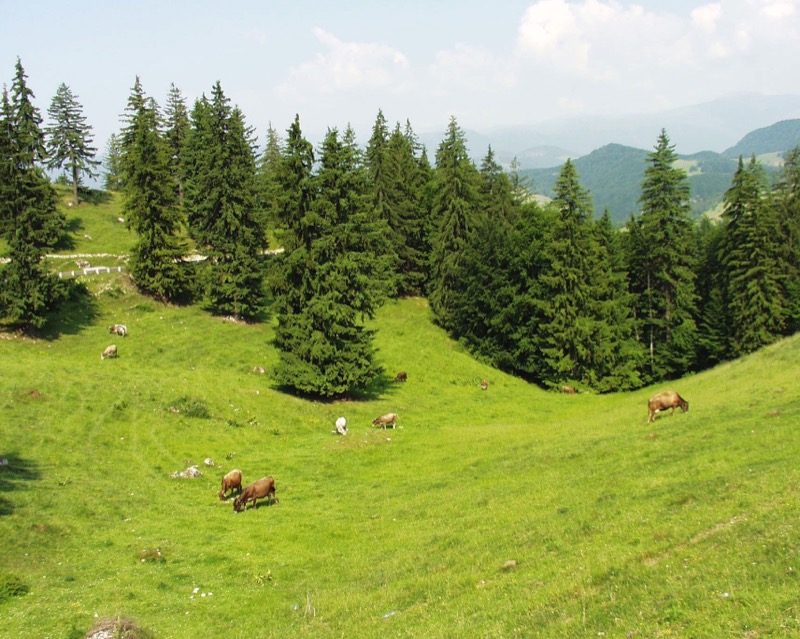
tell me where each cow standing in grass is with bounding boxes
[372,413,398,429]
[219,469,243,501]
[101,344,118,360]
[109,324,127,337]
[234,477,277,512]
[647,391,689,423]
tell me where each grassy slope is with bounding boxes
[1,193,799,638]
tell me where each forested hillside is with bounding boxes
[522,119,800,224]
[2,60,800,398]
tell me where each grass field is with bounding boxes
[1,191,799,638]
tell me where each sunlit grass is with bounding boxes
[0,194,799,637]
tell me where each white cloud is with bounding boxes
[509,0,800,114]
[691,3,722,32]
[278,27,411,98]
[761,0,796,20]
[516,0,683,76]
[429,43,516,90]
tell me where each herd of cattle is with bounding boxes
[217,389,689,514]
[97,326,689,512]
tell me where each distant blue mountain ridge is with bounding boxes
[515,117,800,225]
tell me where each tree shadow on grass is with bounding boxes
[78,187,112,206]
[271,373,400,404]
[349,372,401,402]
[40,280,100,339]
[0,452,41,517]
[53,216,82,252]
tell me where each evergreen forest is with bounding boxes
[2,60,800,396]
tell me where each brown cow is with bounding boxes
[481,379,488,391]
[372,413,398,429]
[562,385,576,394]
[647,391,689,423]
[233,477,277,512]
[218,469,243,501]
[394,371,407,382]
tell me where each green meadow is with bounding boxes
[1,192,799,638]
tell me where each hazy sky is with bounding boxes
[2,0,799,152]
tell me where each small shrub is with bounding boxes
[0,572,29,601]
[167,397,210,419]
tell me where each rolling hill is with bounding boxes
[1,189,799,638]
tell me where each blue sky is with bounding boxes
[3,0,799,152]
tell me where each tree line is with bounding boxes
[2,59,799,397]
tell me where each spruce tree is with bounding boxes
[394,119,432,296]
[449,204,521,370]
[591,210,643,390]
[446,146,522,367]
[429,116,480,330]
[628,129,698,381]
[366,112,429,296]
[183,82,264,319]
[534,159,601,387]
[0,61,67,331]
[719,156,785,355]
[45,82,99,206]
[693,217,728,368]
[772,146,800,333]
[478,145,518,225]
[102,133,123,192]
[365,110,392,223]
[163,83,189,207]
[272,124,393,397]
[120,77,190,303]
[256,123,284,238]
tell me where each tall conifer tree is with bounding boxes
[773,146,800,332]
[693,217,728,368]
[429,116,479,330]
[183,82,265,319]
[591,210,643,390]
[479,145,518,225]
[102,133,123,192]
[45,82,99,206]
[366,112,429,296]
[163,83,189,207]
[535,160,600,386]
[719,156,785,354]
[397,120,433,295]
[0,60,67,332]
[272,124,393,397]
[120,77,190,302]
[256,123,284,237]
[628,129,698,381]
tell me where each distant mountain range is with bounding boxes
[418,93,800,168]
[516,119,800,225]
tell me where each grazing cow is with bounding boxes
[481,379,489,391]
[372,413,398,429]
[234,477,277,512]
[647,391,689,424]
[109,324,127,337]
[335,416,348,435]
[562,385,576,394]
[101,344,118,360]
[394,371,407,383]
[218,469,243,501]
